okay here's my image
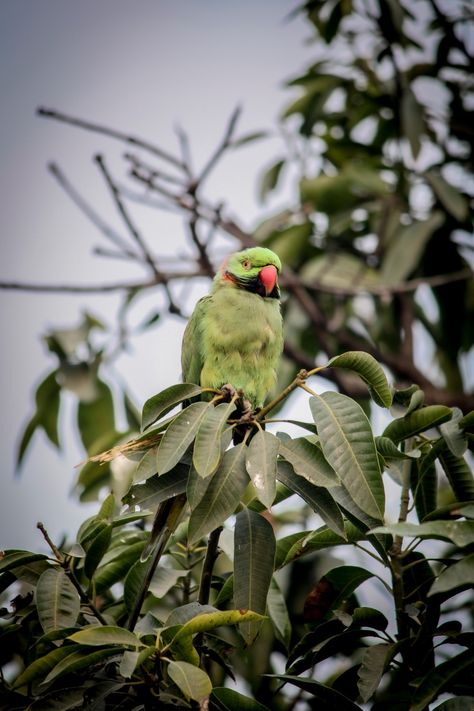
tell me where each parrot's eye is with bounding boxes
[242,259,252,270]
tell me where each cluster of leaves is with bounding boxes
[258,0,473,405]
[2,351,474,709]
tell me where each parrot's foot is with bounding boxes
[219,383,237,402]
[238,398,254,421]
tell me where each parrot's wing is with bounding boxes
[181,295,211,385]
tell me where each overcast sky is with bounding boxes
[0,1,317,551]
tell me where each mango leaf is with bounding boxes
[278,437,338,487]
[149,565,188,599]
[319,565,374,615]
[259,159,285,201]
[434,699,474,711]
[410,454,437,522]
[234,509,275,644]
[16,413,39,469]
[278,522,364,568]
[120,646,154,679]
[410,647,474,711]
[426,170,469,222]
[267,577,291,650]
[12,646,75,689]
[375,436,414,461]
[84,523,112,579]
[245,430,279,508]
[187,463,212,510]
[357,643,396,703]
[156,402,211,474]
[36,569,81,634]
[43,646,118,685]
[142,383,203,430]
[429,553,474,596]
[211,687,272,710]
[277,460,345,537]
[77,378,116,453]
[0,550,48,573]
[383,405,453,443]
[270,675,362,710]
[370,521,474,547]
[438,446,474,502]
[123,559,149,613]
[326,351,392,407]
[310,393,384,521]
[168,660,212,702]
[123,463,189,510]
[381,211,444,285]
[193,401,235,478]
[400,85,424,159]
[68,625,143,648]
[133,448,158,482]
[188,444,249,544]
[440,407,468,457]
[172,608,265,640]
[94,540,146,594]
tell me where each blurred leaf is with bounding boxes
[381,212,445,284]
[142,383,203,430]
[43,647,118,685]
[270,674,362,710]
[383,405,453,443]
[84,523,112,579]
[193,401,235,478]
[259,159,285,201]
[426,171,469,222]
[357,643,395,703]
[168,661,212,701]
[277,460,345,537]
[36,568,81,634]
[429,553,474,596]
[77,378,116,453]
[234,509,275,644]
[411,453,437,522]
[12,646,75,689]
[410,647,474,711]
[400,86,424,158]
[310,392,384,520]
[33,369,61,449]
[188,444,248,544]
[245,430,279,508]
[69,625,143,647]
[326,351,392,407]
[267,577,291,650]
[438,447,474,502]
[16,413,39,469]
[156,402,211,474]
[440,407,468,457]
[211,687,272,710]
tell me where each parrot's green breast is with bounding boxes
[182,281,283,408]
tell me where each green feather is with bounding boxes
[181,247,283,408]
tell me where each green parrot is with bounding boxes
[181,246,284,409]
[129,247,283,630]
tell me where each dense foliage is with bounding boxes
[1,1,473,709]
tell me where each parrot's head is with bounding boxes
[218,247,282,299]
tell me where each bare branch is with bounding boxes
[38,107,186,171]
[174,122,194,179]
[195,104,242,188]
[0,272,205,294]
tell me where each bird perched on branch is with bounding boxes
[181,246,284,415]
[129,247,283,629]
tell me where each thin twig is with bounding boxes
[195,105,242,188]
[0,272,205,294]
[38,107,185,171]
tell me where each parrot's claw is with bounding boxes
[238,398,254,421]
[219,383,237,401]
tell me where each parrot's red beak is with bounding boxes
[259,264,278,296]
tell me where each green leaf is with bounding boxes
[231,130,268,148]
[149,565,188,598]
[434,698,474,711]
[381,212,444,285]
[357,643,395,703]
[36,569,81,634]
[383,405,453,443]
[259,159,285,201]
[440,407,468,457]
[12,646,75,689]
[245,430,279,508]
[84,523,112,579]
[277,460,345,537]
[267,577,291,650]
[400,85,424,159]
[35,369,61,448]
[68,625,143,648]
[375,436,414,461]
[324,565,375,612]
[94,540,146,594]
[211,687,272,710]
[326,351,392,407]
[77,378,116,453]
[173,608,264,640]
[156,402,211,474]
[270,675,362,710]
[370,521,474,547]
[310,392,384,521]
[123,559,149,613]
[43,646,118,685]
[142,383,203,430]
[123,463,189,510]
[438,446,474,502]
[168,660,212,702]
[188,444,249,544]
[278,523,363,568]
[411,453,437,522]
[410,647,474,711]
[426,170,469,222]
[278,437,338,487]
[0,550,48,573]
[429,553,474,596]
[16,413,39,469]
[234,509,275,644]
[193,401,234,478]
